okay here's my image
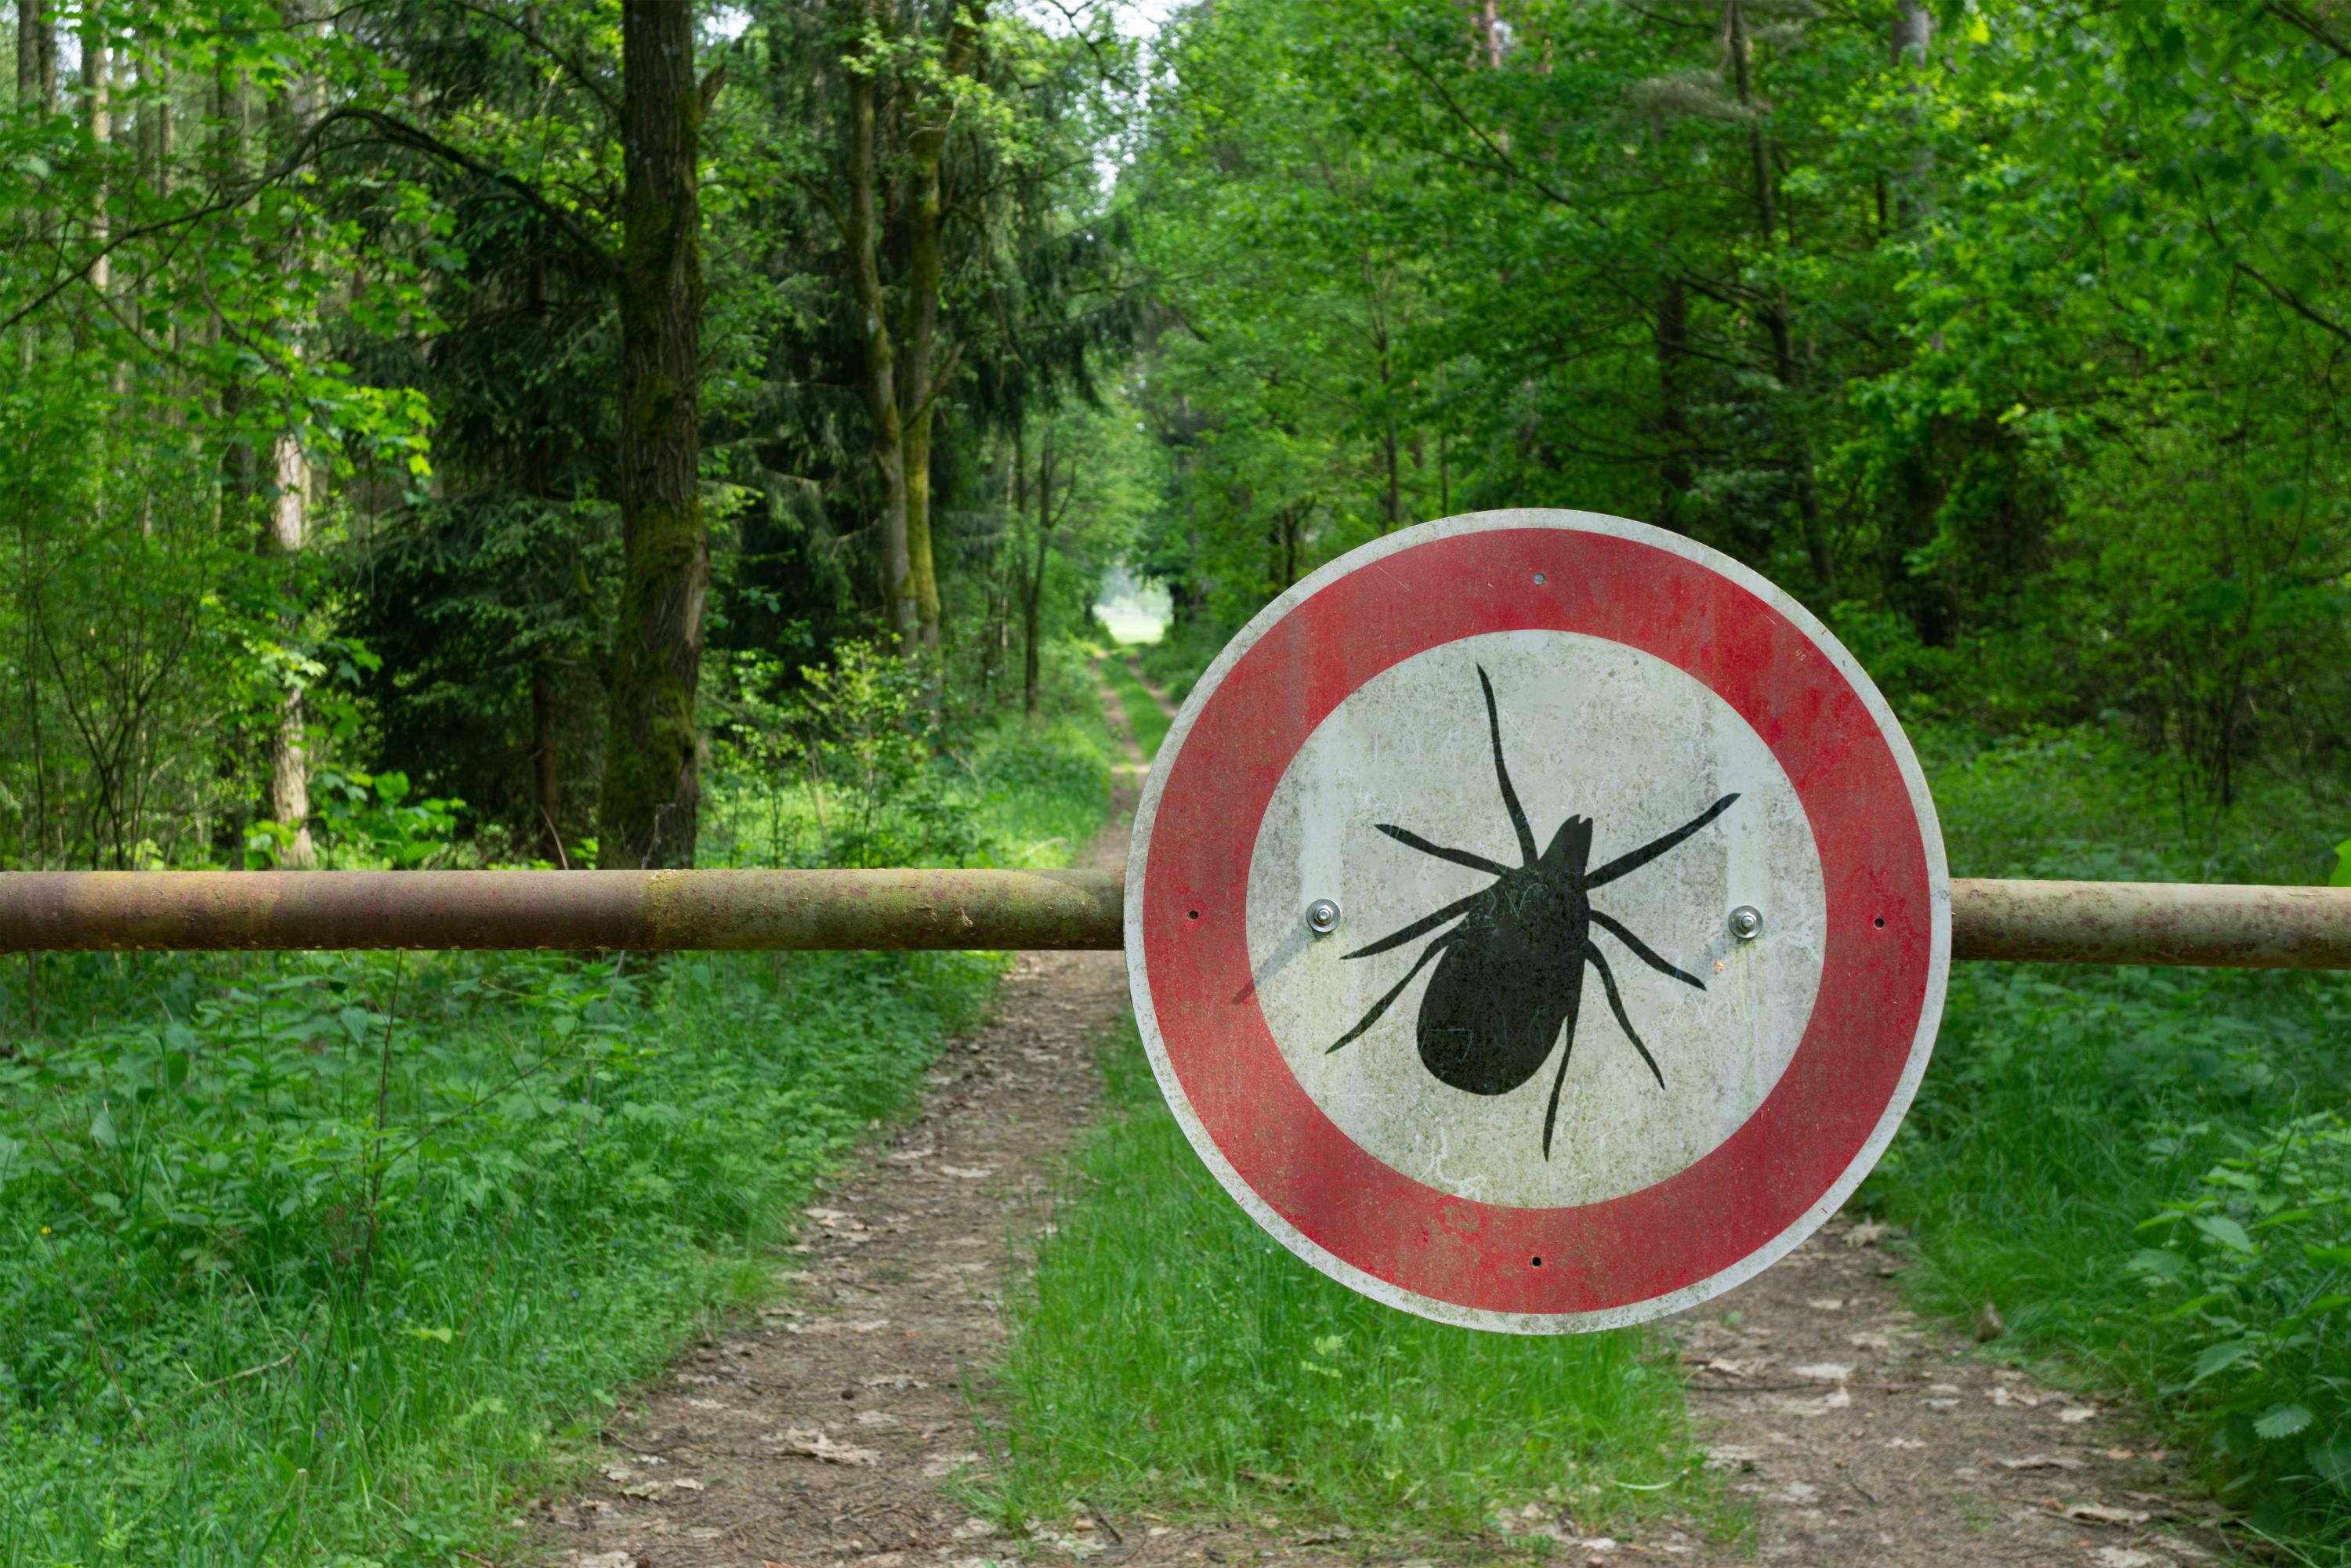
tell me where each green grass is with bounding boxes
[1864,720,2351,1551]
[0,683,1114,1566]
[1098,654,1172,761]
[987,1016,1701,1540]
[1136,614,1226,707]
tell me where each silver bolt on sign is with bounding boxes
[1730,905,1765,941]
[1307,899,1342,936]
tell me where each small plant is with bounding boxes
[2129,1114,2351,1517]
[248,770,465,869]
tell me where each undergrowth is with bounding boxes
[0,947,998,1565]
[0,641,1114,1566]
[1867,720,2351,1552]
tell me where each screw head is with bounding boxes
[1306,899,1342,936]
[1729,904,1764,941]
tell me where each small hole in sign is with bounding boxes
[1873,915,1886,929]
[1530,1255,1543,1268]
[1187,910,1200,922]
[1533,572,1547,585]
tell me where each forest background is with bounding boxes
[8,0,2351,1557]
[6,0,2350,872]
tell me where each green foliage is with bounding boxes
[1864,723,2351,1547]
[263,770,465,870]
[703,635,1114,871]
[990,1017,1701,1535]
[0,697,1113,1566]
[2132,1114,2351,1511]
[1120,0,2351,802]
[0,946,998,1564]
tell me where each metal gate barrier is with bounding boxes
[0,870,2345,969]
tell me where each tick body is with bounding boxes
[1327,666,1738,1157]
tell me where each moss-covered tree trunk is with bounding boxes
[15,0,54,110]
[896,0,980,658]
[598,0,711,868]
[1723,0,1834,596]
[838,12,916,645]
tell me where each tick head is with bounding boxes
[1541,813,1593,877]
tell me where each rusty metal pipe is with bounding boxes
[0,871,2348,968]
[0,870,1125,954]
[1949,878,2351,969]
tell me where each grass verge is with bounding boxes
[994,636,1698,1546]
[1097,652,1172,760]
[0,683,1113,1566]
[987,1015,1701,1541]
[1865,721,2351,1552]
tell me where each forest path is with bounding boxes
[533,658,2234,1568]
[532,670,1146,1568]
[1660,1224,2235,1568]
[1104,645,2236,1567]
[1122,653,1176,716]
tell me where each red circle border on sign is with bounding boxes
[1133,520,1940,1322]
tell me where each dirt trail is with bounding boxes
[534,657,2234,1568]
[533,676,1143,1568]
[1661,1223,2233,1568]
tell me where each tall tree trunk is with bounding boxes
[897,0,983,657]
[253,8,316,864]
[533,657,563,863]
[1889,0,1933,223]
[16,0,53,372]
[81,1,107,297]
[1654,275,1693,533]
[1724,0,1834,595]
[1891,2,1932,62]
[267,435,314,864]
[597,0,712,869]
[212,56,252,511]
[1022,429,1053,716]
[839,5,914,643]
[16,0,53,110]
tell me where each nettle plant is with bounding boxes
[2130,1113,2351,1511]
[247,771,466,870]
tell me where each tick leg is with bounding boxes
[1584,940,1666,1089]
[1375,823,1510,876]
[1327,932,1457,1055]
[1340,890,1483,960]
[1590,909,1705,989]
[1477,665,1539,867]
[1586,793,1741,887]
[1540,987,1581,1161]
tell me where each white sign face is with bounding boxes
[1126,509,1948,1334]
[1244,630,1828,1209]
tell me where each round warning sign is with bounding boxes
[1125,509,1949,1333]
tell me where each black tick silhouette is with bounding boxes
[1325,665,1738,1157]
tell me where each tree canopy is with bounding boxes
[2,0,2346,864]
